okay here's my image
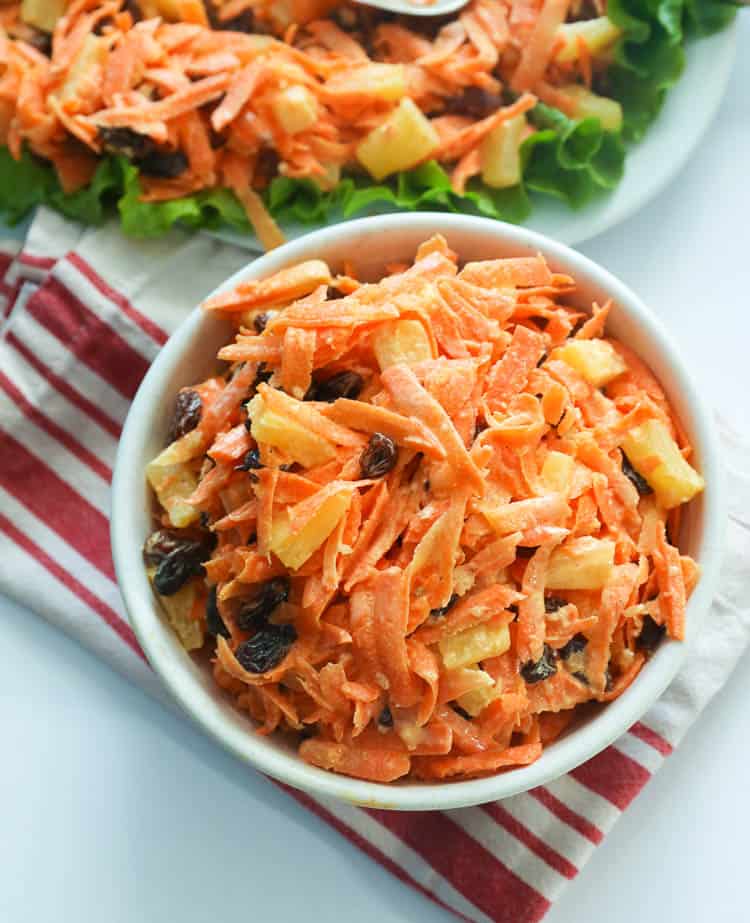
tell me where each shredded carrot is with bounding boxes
[143,236,704,783]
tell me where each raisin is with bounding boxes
[235,623,297,674]
[520,644,557,684]
[378,706,394,728]
[235,448,263,472]
[621,452,653,496]
[572,671,589,685]
[306,370,364,403]
[138,149,189,179]
[98,126,157,161]
[544,595,569,613]
[236,578,290,631]
[143,529,188,565]
[452,704,472,721]
[636,615,666,653]
[124,0,143,20]
[431,593,459,619]
[153,542,207,596]
[253,147,280,187]
[517,546,536,559]
[558,633,588,659]
[206,586,230,638]
[444,86,504,119]
[253,312,274,333]
[167,389,202,443]
[23,27,52,55]
[360,432,398,478]
[254,363,273,387]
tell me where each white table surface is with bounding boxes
[2,18,749,923]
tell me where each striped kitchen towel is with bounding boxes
[1,207,749,923]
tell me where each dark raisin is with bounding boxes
[444,86,504,119]
[544,595,569,613]
[235,448,263,472]
[621,452,653,496]
[253,312,273,333]
[254,363,273,387]
[253,147,280,187]
[326,286,345,300]
[452,704,472,721]
[517,546,536,559]
[307,370,364,403]
[206,586,230,638]
[23,27,52,55]
[636,615,666,653]
[235,623,297,673]
[236,578,290,631]
[360,432,398,478]
[508,604,519,619]
[167,389,202,443]
[143,529,187,565]
[98,126,157,160]
[520,644,558,684]
[138,149,189,179]
[124,0,143,21]
[572,671,589,685]
[378,706,394,728]
[153,543,207,596]
[431,593,459,619]
[558,633,588,659]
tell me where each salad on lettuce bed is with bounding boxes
[0,0,737,246]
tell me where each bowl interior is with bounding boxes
[113,215,723,811]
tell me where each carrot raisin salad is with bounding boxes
[143,235,705,783]
[0,0,628,246]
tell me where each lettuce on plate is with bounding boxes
[0,0,736,238]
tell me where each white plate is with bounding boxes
[211,23,737,253]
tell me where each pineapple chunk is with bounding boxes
[455,667,499,717]
[147,568,204,652]
[269,85,318,136]
[146,459,200,529]
[546,537,615,590]
[139,0,207,22]
[555,17,622,63]
[558,85,623,133]
[480,114,526,189]
[270,492,351,570]
[21,0,67,31]
[439,620,511,671]
[356,98,439,181]
[58,34,108,104]
[620,419,704,509]
[249,397,336,467]
[550,338,627,388]
[372,319,433,370]
[328,63,407,104]
[541,451,575,495]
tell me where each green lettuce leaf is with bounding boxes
[0,0,735,237]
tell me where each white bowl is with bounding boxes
[112,213,725,811]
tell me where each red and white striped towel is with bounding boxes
[2,207,749,923]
